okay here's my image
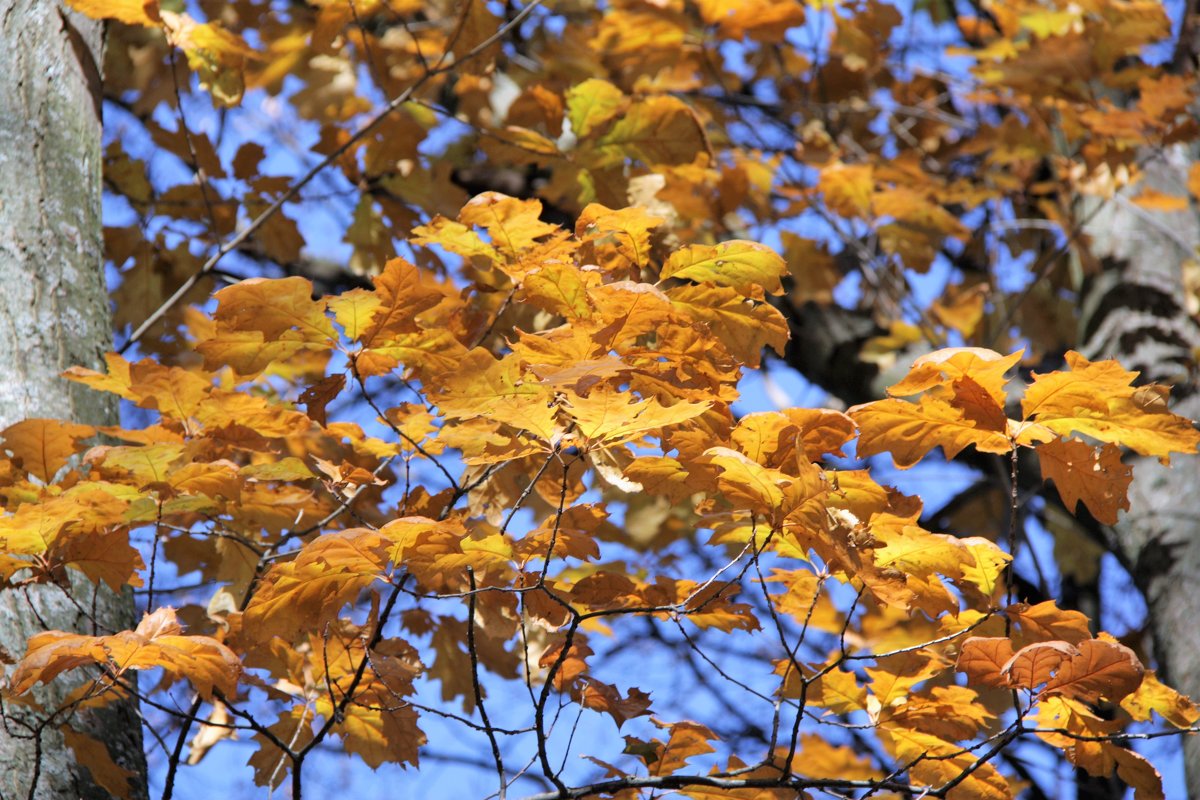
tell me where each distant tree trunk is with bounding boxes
[1077,143,1200,797]
[0,2,147,797]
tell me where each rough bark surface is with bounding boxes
[0,2,148,797]
[1078,145,1200,796]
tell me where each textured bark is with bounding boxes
[1077,145,1200,796]
[0,2,147,798]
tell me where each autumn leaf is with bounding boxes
[661,240,787,296]
[242,529,392,643]
[197,276,335,375]
[667,283,788,367]
[61,727,136,798]
[1022,352,1200,463]
[1041,637,1145,703]
[957,636,1015,688]
[882,727,1010,800]
[11,608,239,699]
[591,96,711,169]
[1001,640,1080,690]
[563,387,711,448]
[65,0,160,26]
[1007,600,1093,647]
[1038,437,1132,523]
[1121,670,1200,728]
[1,419,95,482]
[580,681,653,729]
[849,396,1011,468]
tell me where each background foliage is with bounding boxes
[3,0,1200,798]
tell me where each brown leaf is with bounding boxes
[1038,437,1132,524]
[1001,640,1080,690]
[1042,638,1145,703]
[957,636,1015,688]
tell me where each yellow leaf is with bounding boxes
[577,203,664,275]
[566,79,626,139]
[1022,352,1200,463]
[458,192,560,258]
[882,727,1011,800]
[198,277,334,375]
[563,386,710,447]
[792,733,881,780]
[327,289,381,341]
[64,0,160,25]
[848,396,1011,468]
[818,163,874,218]
[1121,670,1200,728]
[667,283,788,367]
[522,261,599,320]
[162,12,257,106]
[661,240,787,296]
[435,349,559,441]
[887,347,1023,406]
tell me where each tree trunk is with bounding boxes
[1077,144,1200,796]
[0,2,147,797]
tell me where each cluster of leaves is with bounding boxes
[95,0,1200,368]
[7,0,1200,796]
[3,191,1199,798]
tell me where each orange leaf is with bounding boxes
[1007,600,1093,647]
[957,636,1015,688]
[848,396,1011,468]
[61,727,136,798]
[11,608,239,699]
[242,529,391,642]
[1041,638,1145,703]
[1,419,95,482]
[1001,640,1080,690]
[197,277,334,375]
[580,681,653,729]
[1038,437,1132,523]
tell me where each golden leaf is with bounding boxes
[65,0,160,25]
[1,419,95,483]
[11,608,239,699]
[1022,352,1200,463]
[661,240,787,297]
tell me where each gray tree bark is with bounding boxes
[1077,145,1200,796]
[0,2,147,798]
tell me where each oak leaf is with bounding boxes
[1,419,95,483]
[661,240,787,296]
[1038,437,1132,523]
[11,608,239,699]
[1022,352,1200,463]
